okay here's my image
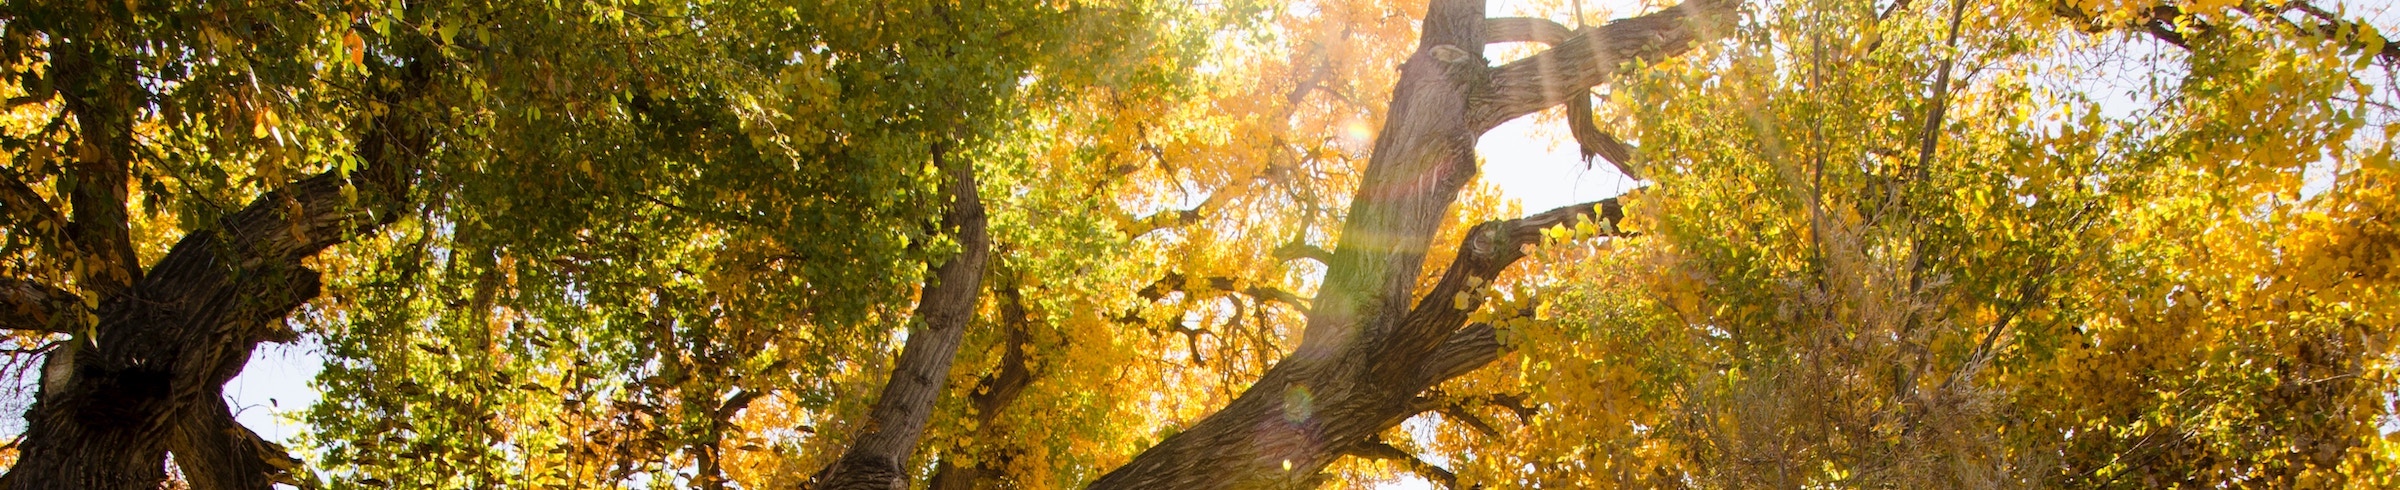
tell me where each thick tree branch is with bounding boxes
[1093,3,1502,487]
[2058,1,2400,64]
[971,267,1036,421]
[1484,17,1644,177]
[1377,198,1624,377]
[1567,90,1640,178]
[1417,324,1504,388]
[1124,206,1207,238]
[48,38,143,297]
[0,279,83,334]
[166,395,301,490]
[1437,405,1502,438]
[2257,2,2400,63]
[1483,393,1536,424]
[1471,0,1741,133]
[1283,0,1492,364]
[1915,0,1969,171]
[715,389,765,424]
[0,167,71,253]
[1136,272,1312,311]
[1485,17,1575,45]
[0,40,439,490]
[2043,3,2204,53]
[1272,240,1334,265]
[811,149,990,490]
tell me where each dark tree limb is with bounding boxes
[1471,0,1741,133]
[1416,324,1505,389]
[0,279,83,334]
[1483,17,1644,177]
[810,148,991,490]
[1483,393,1537,424]
[2045,2,2399,82]
[1122,164,1276,239]
[1090,196,1628,489]
[1347,439,1461,489]
[0,36,438,490]
[1437,405,1502,438]
[1379,199,1624,375]
[1091,34,1507,469]
[1136,272,1313,311]
[1567,94,1640,178]
[48,37,143,298]
[1123,205,1207,238]
[930,264,1039,490]
[1272,240,1334,266]
[165,392,302,490]
[2254,2,2400,63]
[695,388,766,490]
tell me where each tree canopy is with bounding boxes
[0,0,2395,489]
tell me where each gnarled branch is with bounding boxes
[1567,90,1640,178]
[167,395,302,490]
[1377,198,1626,379]
[1,41,440,490]
[1136,272,1312,311]
[0,279,82,334]
[48,38,143,297]
[1273,240,1334,266]
[1471,0,1741,133]
[1484,17,1644,177]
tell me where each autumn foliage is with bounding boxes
[1,0,2396,489]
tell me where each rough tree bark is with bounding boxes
[1087,1,1737,488]
[0,40,439,490]
[809,150,992,490]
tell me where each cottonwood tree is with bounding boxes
[0,0,459,486]
[1390,0,2400,488]
[0,0,1116,488]
[290,1,1184,489]
[12,0,2400,488]
[1079,0,2399,487]
[1076,0,1742,486]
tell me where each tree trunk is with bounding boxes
[1088,1,1736,488]
[810,149,992,490]
[0,46,436,490]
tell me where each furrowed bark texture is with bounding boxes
[811,153,991,490]
[0,49,436,490]
[1088,1,1733,488]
